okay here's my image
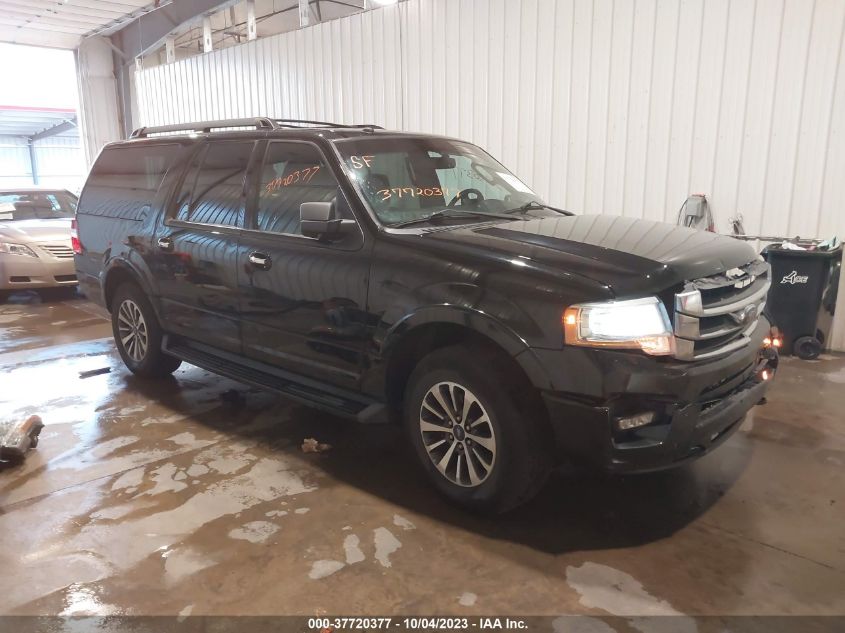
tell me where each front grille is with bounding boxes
[673,259,770,361]
[54,274,78,283]
[40,244,74,258]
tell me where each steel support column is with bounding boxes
[299,0,311,27]
[246,0,257,41]
[27,140,38,185]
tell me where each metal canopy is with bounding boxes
[0,0,165,49]
[0,106,77,139]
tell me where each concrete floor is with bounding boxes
[1,290,844,619]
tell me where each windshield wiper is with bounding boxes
[504,201,574,216]
[387,209,514,229]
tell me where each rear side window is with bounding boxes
[171,141,254,228]
[79,144,180,220]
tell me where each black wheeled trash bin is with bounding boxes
[762,244,841,360]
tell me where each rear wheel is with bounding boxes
[111,282,182,378]
[404,345,551,513]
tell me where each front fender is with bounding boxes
[375,304,554,392]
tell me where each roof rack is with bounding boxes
[273,118,384,130]
[130,117,277,138]
[130,117,385,139]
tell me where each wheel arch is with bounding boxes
[379,307,553,420]
[102,259,154,313]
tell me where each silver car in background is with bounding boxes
[0,188,78,300]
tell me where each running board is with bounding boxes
[163,336,386,424]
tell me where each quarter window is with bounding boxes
[79,144,180,220]
[254,142,341,236]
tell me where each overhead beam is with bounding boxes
[110,0,241,61]
[29,117,78,142]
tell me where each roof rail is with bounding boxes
[129,117,277,138]
[274,118,344,128]
[273,118,384,130]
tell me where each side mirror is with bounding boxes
[300,201,356,241]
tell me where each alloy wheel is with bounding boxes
[419,381,497,487]
[117,299,149,363]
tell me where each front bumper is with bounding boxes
[0,253,77,290]
[537,318,777,472]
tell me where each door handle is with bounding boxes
[249,251,272,270]
[157,236,173,251]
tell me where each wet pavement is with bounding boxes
[1,291,844,617]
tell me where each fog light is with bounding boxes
[616,411,655,431]
[761,369,770,381]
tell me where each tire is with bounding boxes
[404,345,551,513]
[793,335,822,360]
[111,282,182,378]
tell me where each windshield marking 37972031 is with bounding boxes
[334,137,552,227]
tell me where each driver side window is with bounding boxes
[255,142,341,236]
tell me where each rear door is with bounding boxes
[238,140,370,389]
[75,142,185,300]
[151,139,257,353]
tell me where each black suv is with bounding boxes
[74,118,777,512]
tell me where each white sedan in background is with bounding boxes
[0,188,79,301]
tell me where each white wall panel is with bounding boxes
[134,0,845,349]
[0,136,32,188]
[0,133,85,191]
[137,6,404,129]
[33,133,86,191]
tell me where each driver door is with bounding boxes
[237,140,370,390]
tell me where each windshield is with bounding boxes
[335,137,542,226]
[0,191,77,221]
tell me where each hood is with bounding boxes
[0,218,73,244]
[421,214,759,297]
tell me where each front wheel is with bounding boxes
[404,346,551,513]
[111,282,182,378]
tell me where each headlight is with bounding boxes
[0,242,38,258]
[563,296,674,356]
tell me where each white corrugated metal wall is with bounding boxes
[32,132,86,191]
[0,132,86,192]
[136,7,404,130]
[134,0,845,350]
[0,136,32,187]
